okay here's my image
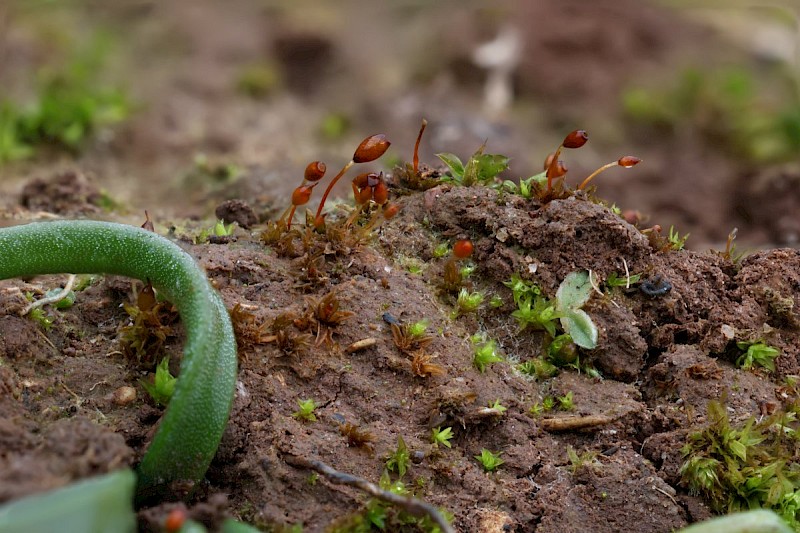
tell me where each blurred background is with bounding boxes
[1,0,799,249]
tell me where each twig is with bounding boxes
[21,274,77,315]
[622,257,631,289]
[540,412,620,432]
[284,455,454,533]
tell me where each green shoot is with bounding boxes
[503,273,541,306]
[501,171,546,199]
[488,399,507,414]
[679,400,800,529]
[44,287,76,309]
[452,288,484,318]
[489,295,504,308]
[668,225,689,251]
[542,396,555,411]
[431,426,454,449]
[407,319,430,338]
[292,398,318,422]
[516,358,559,380]
[557,391,575,411]
[475,449,504,472]
[385,436,410,478]
[567,446,600,473]
[432,242,451,258]
[27,308,54,330]
[735,341,780,372]
[141,357,177,407]
[511,294,559,337]
[605,271,642,288]
[436,145,510,187]
[472,336,503,373]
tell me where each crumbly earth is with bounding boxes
[1,171,799,532]
[2,1,800,532]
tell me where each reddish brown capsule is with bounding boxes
[617,156,641,168]
[352,172,371,189]
[164,508,187,533]
[292,184,316,206]
[373,179,389,205]
[562,129,588,149]
[383,203,400,220]
[357,185,373,204]
[353,134,391,163]
[552,160,568,178]
[453,239,474,259]
[304,161,327,182]
[543,152,556,171]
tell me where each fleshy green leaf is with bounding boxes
[556,270,593,311]
[561,309,598,349]
[435,153,465,180]
[0,469,136,533]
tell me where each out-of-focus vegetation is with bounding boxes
[0,35,130,164]
[623,66,800,163]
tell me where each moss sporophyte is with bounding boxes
[0,220,237,502]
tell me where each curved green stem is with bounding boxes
[0,221,237,501]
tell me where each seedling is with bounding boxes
[511,293,559,337]
[475,449,504,472]
[557,391,575,411]
[567,446,600,473]
[735,341,780,372]
[431,426,454,449]
[489,295,504,308]
[391,319,433,353]
[666,225,689,251]
[472,336,503,373]
[605,271,642,288]
[27,307,53,330]
[501,171,547,199]
[451,288,484,318]
[542,396,555,411]
[436,145,510,186]
[432,242,450,258]
[487,399,507,414]
[680,400,800,529]
[720,227,745,264]
[292,398,318,422]
[385,436,411,478]
[504,273,541,306]
[555,270,599,350]
[141,357,177,407]
[516,357,558,380]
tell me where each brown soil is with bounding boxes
[2,1,799,532]
[2,171,800,532]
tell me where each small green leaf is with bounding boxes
[472,153,510,184]
[561,309,598,349]
[436,153,465,180]
[556,270,593,311]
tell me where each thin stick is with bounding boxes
[284,455,454,533]
[413,119,427,175]
[540,412,619,432]
[578,162,617,190]
[622,257,631,289]
[21,274,77,315]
